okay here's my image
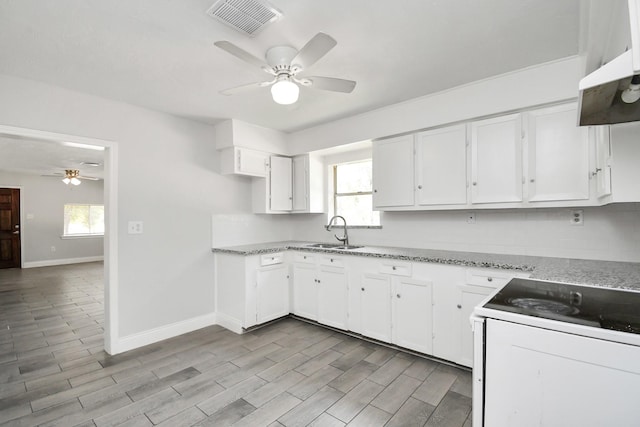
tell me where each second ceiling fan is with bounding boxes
[214,32,356,104]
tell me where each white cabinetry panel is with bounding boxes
[373,135,415,208]
[471,114,523,204]
[392,278,433,354]
[527,104,589,202]
[415,125,468,205]
[317,266,348,330]
[270,156,293,211]
[292,262,317,320]
[256,264,289,324]
[360,274,392,342]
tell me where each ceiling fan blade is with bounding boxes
[214,41,273,74]
[291,33,337,70]
[220,79,276,96]
[78,175,100,181]
[301,76,356,93]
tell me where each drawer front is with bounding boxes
[293,253,315,264]
[260,252,284,266]
[379,261,412,277]
[319,256,344,268]
[466,269,515,288]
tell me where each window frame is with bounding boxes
[62,203,105,237]
[330,159,381,228]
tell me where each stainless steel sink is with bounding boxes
[307,243,363,250]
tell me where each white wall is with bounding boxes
[0,74,252,339]
[0,171,104,265]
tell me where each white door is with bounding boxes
[292,263,317,320]
[458,284,496,367]
[292,155,308,211]
[471,114,523,204]
[485,319,640,427]
[372,135,415,208]
[415,125,467,205]
[317,266,348,330]
[270,156,292,211]
[256,264,289,324]
[392,278,433,354]
[527,104,589,202]
[360,274,392,342]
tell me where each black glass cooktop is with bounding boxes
[484,278,640,334]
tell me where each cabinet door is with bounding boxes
[270,156,293,211]
[256,264,289,324]
[593,126,612,198]
[360,274,392,342]
[415,125,467,205]
[458,284,495,367]
[471,114,523,204]
[317,266,348,330]
[527,104,589,202]
[292,263,317,320]
[292,155,308,211]
[238,147,268,177]
[392,278,433,354]
[372,135,415,208]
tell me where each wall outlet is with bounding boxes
[467,212,476,224]
[570,210,583,226]
[128,221,144,234]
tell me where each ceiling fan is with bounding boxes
[44,169,100,185]
[214,32,356,105]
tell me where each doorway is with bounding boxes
[0,188,21,268]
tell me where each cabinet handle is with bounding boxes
[392,266,397,270]
[487,277,493,282]
[457,304,462,309]
[472,182,477,186]
[361,287,365,291]
[530,179,535,183]
[318,280,321,284]
[303,256,306,259]
[330,259,334,263]
[286,275,290,279]
[396,293,401,298]
[417,185,422,190]
[374,189,378,193]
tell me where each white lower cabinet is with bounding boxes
[256,264,290,324]
[317,265,348,329]
[392,278,433,354]
[360,274,393,342]
[292,261,318,320]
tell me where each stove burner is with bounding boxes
[506,297,579,315]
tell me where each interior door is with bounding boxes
[0,188,21,269]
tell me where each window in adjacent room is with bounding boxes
[330,160,381,226]
[63,204,105,236]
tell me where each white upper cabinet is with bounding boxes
[268,156,293,211]
[526,103,590,202]
[471,114,523,204]
[220,147,268,177]
[292,154,324,213]
[593,126,612,198]
[415,125,468,206]
[373,135,415,208]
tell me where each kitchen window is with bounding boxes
[330,160,380,227]
[63,204,105,237]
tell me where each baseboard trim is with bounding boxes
[214,313,244,334]
[23,256,104,268]
[112,313,217,355]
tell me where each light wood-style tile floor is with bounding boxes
[0,262,472,426]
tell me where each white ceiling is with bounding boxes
[0,0,582,176]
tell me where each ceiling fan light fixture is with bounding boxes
[62,169,82,186]
[271,79,299,105]
[62,177,71,184]
[70,177,81,185]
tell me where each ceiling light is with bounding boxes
[271,79,299,105]
[62,170,82,186]
[621,75,640,104]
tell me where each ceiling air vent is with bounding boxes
[206,0,282,37]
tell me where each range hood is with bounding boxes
[578,0,640,126]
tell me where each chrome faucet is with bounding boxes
[326,215,349,246]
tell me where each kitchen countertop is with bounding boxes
[211,241,640,291]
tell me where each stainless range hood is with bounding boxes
[578,0,640,126]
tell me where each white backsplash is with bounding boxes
[213,205,640,262]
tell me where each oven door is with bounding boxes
[484,318,640,427]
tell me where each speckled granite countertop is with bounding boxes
[212,241,640,290]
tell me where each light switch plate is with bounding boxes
[128,221,143,234]
[570,210,583,226]
[467,212,476,224]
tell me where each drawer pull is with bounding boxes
[457,304,462,309]
[361,287,365,291]
[396,293,401,298]
[392,266,397,270]
[487,277,493,282]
